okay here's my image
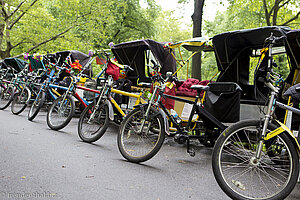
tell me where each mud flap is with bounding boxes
[158,108,170,135]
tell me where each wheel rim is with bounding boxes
[121,109,162,158]
[218,125,293,199]
[49,97,72,127]
[29,93,42,117]
[0,85,12,107]
[80,104,107,139]
[12,91,28,113]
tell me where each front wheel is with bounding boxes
[46,95,75,130]
[78,102,110,143]
[28,91,45,121]
[117,106,165,163]
[212,120,299,200]
[11,87,30,115]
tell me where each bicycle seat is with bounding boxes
[190,85,209,91]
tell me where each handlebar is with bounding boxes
[265,34,286,45]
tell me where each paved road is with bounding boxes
[0,108,299,200]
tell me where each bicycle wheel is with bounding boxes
[11,87,30,115]
[212,119,299,200]
[28,91,45,121]
[78,102,110,143]
[117,106,165,163]
[0,84,14,110]
[46,95,75,130]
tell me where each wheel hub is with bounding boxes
[250,157,260,166]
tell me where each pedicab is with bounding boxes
[116,26,300,164]
[211,27,300,200]
[116,35,244,163]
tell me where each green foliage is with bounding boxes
[1,0,163,58]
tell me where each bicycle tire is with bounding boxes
[46,95,75,130]
[0,84,14,110]
[212,119,299,200]
[77,102,110,143]
[117,106,165,163]
[11,87,30,115]
[28,91,45,121]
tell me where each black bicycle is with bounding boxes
[117,61,240,163]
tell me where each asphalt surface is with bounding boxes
[0,108,299,200]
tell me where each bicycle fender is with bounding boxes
[25,87,31,104]
[267,120,300,154]
[134,104,170,135]
[158,108,170,135]
[105,100,114,121]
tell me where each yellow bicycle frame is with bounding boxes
[110,88,146,117]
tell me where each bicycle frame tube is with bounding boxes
[77,85,101,94]
[87,82,109,123]
[109,96,126,116]
[138,86,159,133]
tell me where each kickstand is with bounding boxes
[187,137,195,157]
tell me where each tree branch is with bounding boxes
[262,0,271,26]
[11,40,30,49]
[8,0,38,30]
[272,0,281,25]
[7,0,26,19]
[26,26,74,53]
[0,0,8,19]
[281,11,300,26]
[279,0,291,9]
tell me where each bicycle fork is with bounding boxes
[87,83,108,123]
[137,87,158,134]
[255,87,277,161]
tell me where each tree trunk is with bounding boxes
[191,0,204,81]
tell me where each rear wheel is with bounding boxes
[117,106,165,163]
[212,120,299,200]
[0,84,14,110]
[78,102,110,143]
[28,91,45,121]
[46,95,75,130]
[11,87,30,115]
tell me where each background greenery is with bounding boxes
[1,0,300,81]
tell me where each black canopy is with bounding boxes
[1,58,27,73]
[285,29,300,70]
[213,26,291,86]
[111,39,176,85]
[55,50,93,76]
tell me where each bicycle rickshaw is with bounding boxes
[114,36,244,162]
[76,42,177,143]
[211,26,300,200]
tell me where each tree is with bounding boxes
[225,0,300,28]
[0,0,162,59]
[1,0,38,58]
[0,0,95,59]
[262,0,300,26]
[191,0,204,80]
